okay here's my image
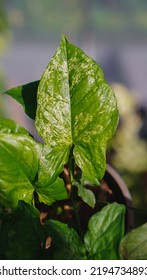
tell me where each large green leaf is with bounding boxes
[0,201,45,260]
[3,80,39,119]
[119,223,147,260]
[44,219,86,259]
[84,202,126,259]
[0,120,41,210]
[35,35,118,187]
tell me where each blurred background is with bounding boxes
[0,0,147,224]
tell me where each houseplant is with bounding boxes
[0,35,146,260]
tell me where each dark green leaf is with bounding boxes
[0,201,44,260]
[84,202,126,259]
[35,35,118,187]
[44,219,86,259]
[3,80,39,119]
[0,130,41,210]
[119,223,147,260]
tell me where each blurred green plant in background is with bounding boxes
[3,0,147,41]
[107,83,147,223]
[0,0,10,116]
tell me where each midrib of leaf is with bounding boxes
[35,36,74,148]
[64,35,73,147]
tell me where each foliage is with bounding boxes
[0,35,146,259]
[0,201,44,260]
[0,0,10,115]
[3,35,118,209]
[119,223,147,260]
[84,203,125,260]
[0,0,9,48]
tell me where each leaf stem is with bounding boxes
[69,145,84,241]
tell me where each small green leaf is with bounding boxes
[75,182,96,208]
[35,35,118,188]
[0,201,44,260]
[84,202,126,259]
[0,130,41,210]
[119,223,147,260]
[44,219,86,259]
[35,177,68,205]
[3,80,39,119]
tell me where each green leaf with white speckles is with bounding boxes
[35,35,118,188]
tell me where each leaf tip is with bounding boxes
[61,33,67,43]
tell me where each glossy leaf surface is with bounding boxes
[84,202,125,259]
[0,118,29,135]
[35,177,68,205]
[35,35,118,187]
[3,80,39,119]
[0,119,41,210]
[119,223,147,260]
[44,219,86,259]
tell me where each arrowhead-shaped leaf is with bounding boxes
[84,202,126,259]
[0,118,41,210]
[35,35,118,187]
[119,223,147,260]
[3,80,39,119]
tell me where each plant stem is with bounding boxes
[69,145,84,241]
[71,185,84,241]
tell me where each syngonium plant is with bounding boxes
[0,35,146,260]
